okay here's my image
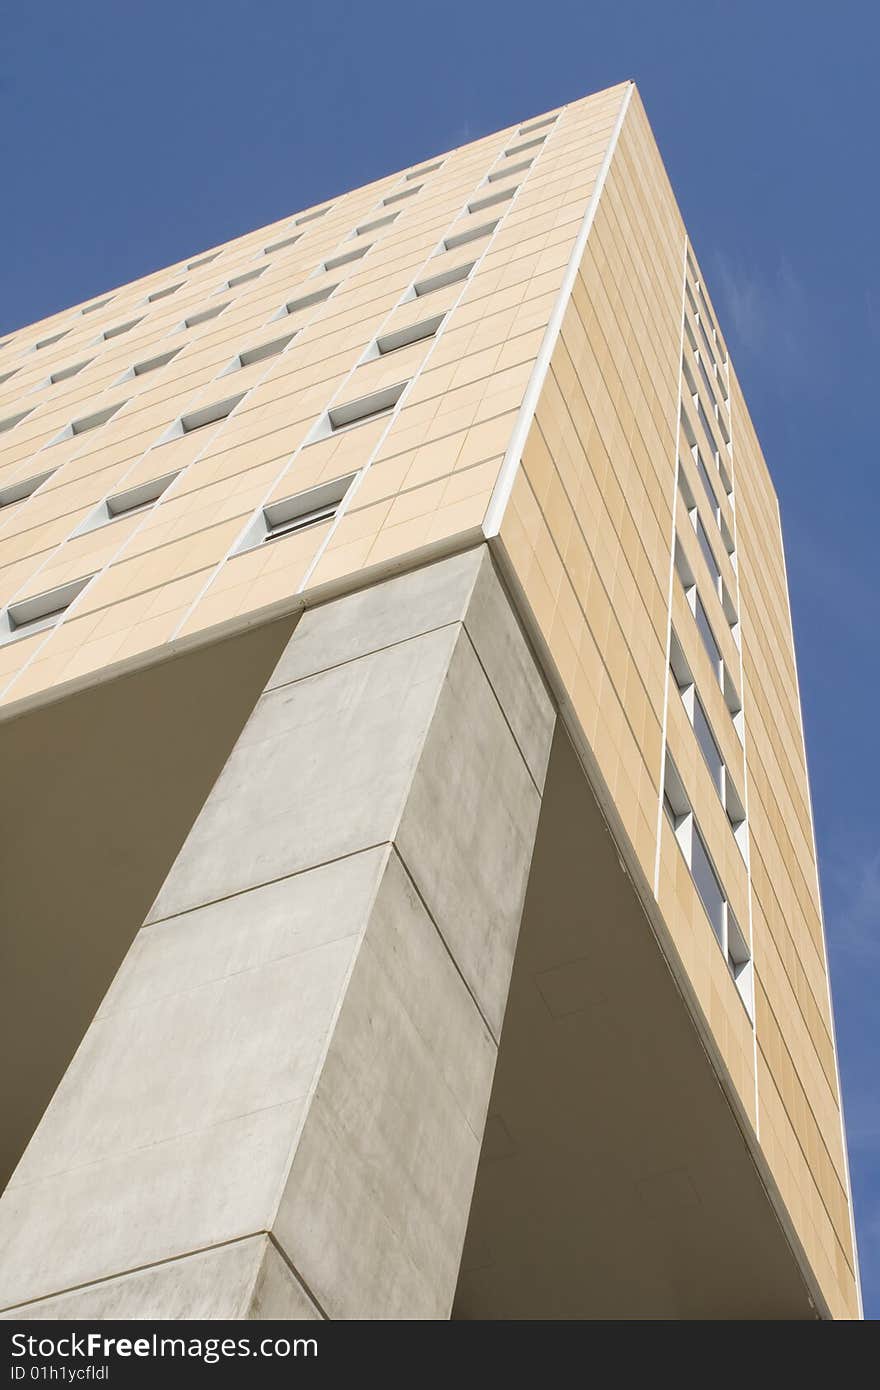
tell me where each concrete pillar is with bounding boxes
[0,546,554,1320]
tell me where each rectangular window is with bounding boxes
[2,575,92,643]
[322,245,370,271]
[663,789,682,828]
[697,399,719,457]
[697,317,717,372]
[132,348,181,377]
[669,629,692,694]
[716,405,731,446]
[443,220,497,251]
[355,211,398,236]
[693,696,724,796]
[0,369,18,385]
[692,347,711,397]
[50,359,92,384]
[725,776,746,835]
[264,232,301,254]
[0,409,33,433]
[682,359,699,404]
[282,284,337,316]
[504,135,545,157]
[238,473,357,552]
[102,318,143,341]
[264,492,342,541]
[52,402,125,443]
[187,252,219,270]
[518,114,557,136]
[716,366,729,411]
[406,160,442,180]
[488,158,532,182]
[81,296,113,315]
[678,464,697,519]
[69,402,124,436]
[663,759,690,827]
[148,282,183,302]
[265,498,337,541]
[468,186,516,215]
[694,449,720,520]
[327,381,406,431]
[295,206,332,225]
[726,912,752,1007]
[695,593,723,685]
[383,186,420,206]
[227,267,266,288]
[691,827,725,948]
[0,469,55,509]
[35,330,69,350]
[375,313,444,356]
[179,393,244,434]
[723,666,743,726]
[237,331,296,368]
[74,472,180,536]
[673,538,694,593]
[106,471,179,519]
[695,351,716,408]
[695,514,721,591]
[413,261,473,297]
[698,286,717,337]
[183,304,227,329]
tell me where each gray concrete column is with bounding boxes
[0,546,554,1320]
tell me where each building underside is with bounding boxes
[1,551,820,1319]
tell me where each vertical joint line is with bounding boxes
[721,339,760,1133]
[653,231,689,898]
[483,81,634,539]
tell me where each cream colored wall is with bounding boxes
[730,371,858,1317]
[496,87,858,1319]
[499,91,678,886]
[0,84,626,705]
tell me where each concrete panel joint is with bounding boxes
[0,546,555,1320]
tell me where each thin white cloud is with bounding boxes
[714,253,815,384]
[826,842,880,963]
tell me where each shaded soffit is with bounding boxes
[454,725,818,1320]
[0,616,296,1192]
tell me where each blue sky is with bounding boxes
[3,0,877,1317]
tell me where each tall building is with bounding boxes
[0,81,861,1320]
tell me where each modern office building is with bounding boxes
[0,81,861,1320]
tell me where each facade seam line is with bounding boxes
[0,1232,266,1314]
[718,308,761,1139]
[265,1233,330,1320]
[653,231,689,900]
[482,81,633,538]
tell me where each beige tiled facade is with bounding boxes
[0,80,859,1317]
